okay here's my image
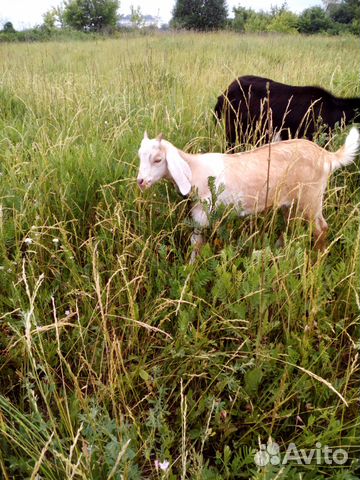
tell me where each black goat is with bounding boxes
[214,75,360,145]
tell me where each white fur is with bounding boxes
[332,127,359,171]
[162,141,192,195]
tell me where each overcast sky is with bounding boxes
[1,0,322,30]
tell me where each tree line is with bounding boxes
[173,0,359,34]
[230,1,359,34]
[1,0,359,41]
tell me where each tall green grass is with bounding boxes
[0,32,359,479]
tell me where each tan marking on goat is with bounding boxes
[137,129,359,258]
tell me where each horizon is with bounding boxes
[1,0,322,31]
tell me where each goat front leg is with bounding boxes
[189,203,209,263]
[276,204,293,248]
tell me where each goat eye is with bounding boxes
[154,158,162,163]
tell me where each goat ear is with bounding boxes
[143,131,148,139]
[156,133,163,142]
[166,146,192,196]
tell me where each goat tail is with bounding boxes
[329,127,360,172]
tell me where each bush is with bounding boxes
[267,11,299,34]
[0,27,99,43]
[244,11,270,33]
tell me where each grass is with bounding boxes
[0,31,359,479]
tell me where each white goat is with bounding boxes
[137,129,359,259]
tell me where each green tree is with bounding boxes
[3,21,15,33]
[231,6,252,32]
[298,6,334,33]
[130,5,144,28]
[63,0,119,31]
[328,2,353,23]
[200,0,228,30]
[172,0,198,29]
[42,8,58,31]
[172,0,227,30]
[348,0,360,33]
[326,0,360,33]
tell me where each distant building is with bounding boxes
[118,15,133,28]
[118,14,162,29]
[143,15,161,28]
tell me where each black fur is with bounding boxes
[214,75,360,145]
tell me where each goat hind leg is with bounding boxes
[313,215,328,251]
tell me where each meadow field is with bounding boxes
[0,32,359,479]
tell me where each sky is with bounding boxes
[1,0,322,30]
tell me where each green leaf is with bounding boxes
[244,367,263,395]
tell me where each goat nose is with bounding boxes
[137,178,145,190]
